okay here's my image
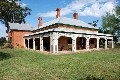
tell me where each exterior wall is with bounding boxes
[8,31,32,48]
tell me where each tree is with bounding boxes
[102,6,120,42]
[0,0,31,33]
[0,37,7,46]
[88,20,99,27]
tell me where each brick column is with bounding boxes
[97,38,100,49]
[72,38,76,52]
[112,39,114,48]
[40,36,43,51]
[53,39,55,53]
[33,38,35,50]
[105,39,107,49]
[50,32,58,54]
[56,38,58,53]
[51,37,56,53]
[24,39,25,48]
[86,37,90,50]
[50,35,52,53]
[27,39,29,49]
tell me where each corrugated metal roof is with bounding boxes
[8,22,35,31]
[40,17,98,29]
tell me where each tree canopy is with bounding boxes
[0,37,7,46]
[88,20,98,27]
[102,6,120,36]
[0,0,31,33]
[101,6,120,42]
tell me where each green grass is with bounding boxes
[0,48,120,80]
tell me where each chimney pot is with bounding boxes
[73,13,78,19]
[56,8,61,18]
[38,17,42,29]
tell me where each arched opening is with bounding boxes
[35,38,40,50]
[76,37,86,50]
[25,39,28,48]
[107,39,112,48]
[58,36,72,51]
[43,36,50,51]
[99,38,105,48]
[89,38,97,49]
[29,38,33,49]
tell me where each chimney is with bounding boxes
[56,8,61,18]
[38,17,42,28]
[73,13,78,19]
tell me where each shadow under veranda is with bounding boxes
[0,51,13,61]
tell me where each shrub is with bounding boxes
[1,43,13,49]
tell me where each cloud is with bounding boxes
[38,0,116,18]
[78,1,116,17]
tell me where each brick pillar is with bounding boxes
[105,39,107,49]
[24,39,25,48]
[40,36,43,51]
[112,39,114,48]
[27,39,29,49]
[86,37,90,50]
[56,38,58,53]
[53,39,55,53]
[50,32,58,54]
[50,34,52,53]
[72,38,76,52]
[97,38,99,49]
[33,38,35,50]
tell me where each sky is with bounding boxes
[0,0,120,38]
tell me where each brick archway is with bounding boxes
[99,38,105,48]
[35,38,40,50]
[43,36,50,51]
[76,37,86,50]
[58,36,72,51]
[89,38,97,49]
[29,38,33,49]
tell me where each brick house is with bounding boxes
[8,23,34,48]
[8,8,114,54]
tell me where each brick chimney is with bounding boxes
[56,8,61,18]
[38,17,42,28]
[73,13,78,19]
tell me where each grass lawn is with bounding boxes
[0,48,120,80]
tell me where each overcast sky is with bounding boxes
[0,0,120,38]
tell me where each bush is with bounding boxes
[1,43,13,49]
[0,37,7,46]
[115,43,120,48]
